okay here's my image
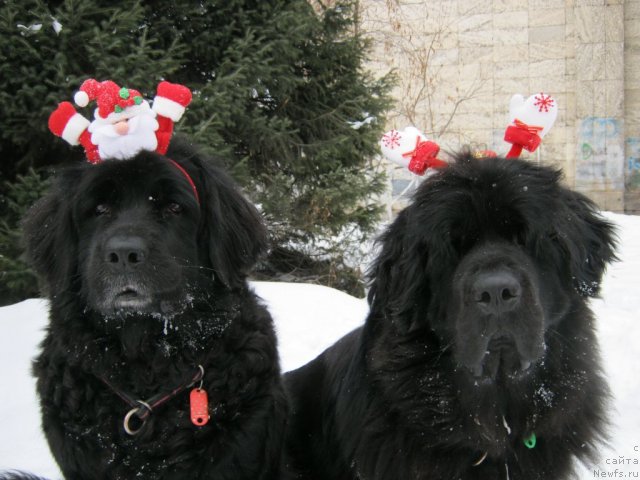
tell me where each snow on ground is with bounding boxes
[0,212,638,479]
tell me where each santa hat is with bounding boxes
[73,79,145,119]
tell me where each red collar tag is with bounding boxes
[190,388,210,426]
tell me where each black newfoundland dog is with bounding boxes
[14,138,287,479]
[285,154,617,479]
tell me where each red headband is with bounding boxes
[168,159,200,205]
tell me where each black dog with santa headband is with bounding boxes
[3,80,289,480]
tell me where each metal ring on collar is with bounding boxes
[136,399,153,416]
[123,406,146,436]
[472,451,488,467]
[197,364,205,390]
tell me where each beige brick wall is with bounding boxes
[360,0,639,213]
[625,0,640,211]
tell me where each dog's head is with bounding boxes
[368,154,616,382]
[23,137,267,316]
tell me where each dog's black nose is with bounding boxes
[473,270,521,314]
[104,235,147,268]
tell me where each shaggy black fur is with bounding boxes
[284,155,617,480]
[12,137,287,479]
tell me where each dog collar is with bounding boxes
[100,365,208,436]
[168,159,200,205]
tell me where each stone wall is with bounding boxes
[625,0,640,211]
[358,0,640,213]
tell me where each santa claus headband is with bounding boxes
[49,78,199,204]
[380,92,558,175]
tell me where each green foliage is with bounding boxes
[0,0,186,175]
[0,0,392,302]
[0,169,50,304]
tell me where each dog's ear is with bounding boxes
[22,170,79,296]
[367,208,432,331]
[554,189,617,297]
[191,158,268,289]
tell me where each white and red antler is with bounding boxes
[504,92,558,158]
[379,126,446,176]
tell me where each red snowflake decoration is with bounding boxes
[533,93,555,113]
[382,130,401,149]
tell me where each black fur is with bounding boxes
[15,137,287,479]
[0,473,49,480]
[284,155,617,479]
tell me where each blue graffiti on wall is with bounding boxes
[577,117,624,190]
[626,137,640,190]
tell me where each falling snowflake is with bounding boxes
[382,130,401,149]
[534,93,555,113]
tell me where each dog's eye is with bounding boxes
[95,204,111,217]
[165,203,183,215]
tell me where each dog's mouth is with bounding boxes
[111,285,153,311]
[97,282,188,318]
[468,336,536,382]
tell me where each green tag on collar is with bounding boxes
[523,432,537,449]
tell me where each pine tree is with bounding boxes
[0,0,188,305]
[0,169,50,304]
[0,0,391,303]
[0,0,186,177]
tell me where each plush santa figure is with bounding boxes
[379,126,447,176]
[504,92,558,158]
[48,79,192,163]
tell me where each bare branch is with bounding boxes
[359,2,485,138]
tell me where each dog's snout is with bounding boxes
[473,270,521,314]
[104,235,147,268]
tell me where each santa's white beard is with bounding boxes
[89,112,159,160]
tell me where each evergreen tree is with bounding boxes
[0,0,391,303]
[0,0,188,305]
[0,170,50,304]
[0,0,185,177]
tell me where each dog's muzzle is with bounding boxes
[452,244,546,381]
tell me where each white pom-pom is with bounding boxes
[74,91,89,107]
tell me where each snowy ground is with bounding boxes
[0,212,638,479]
